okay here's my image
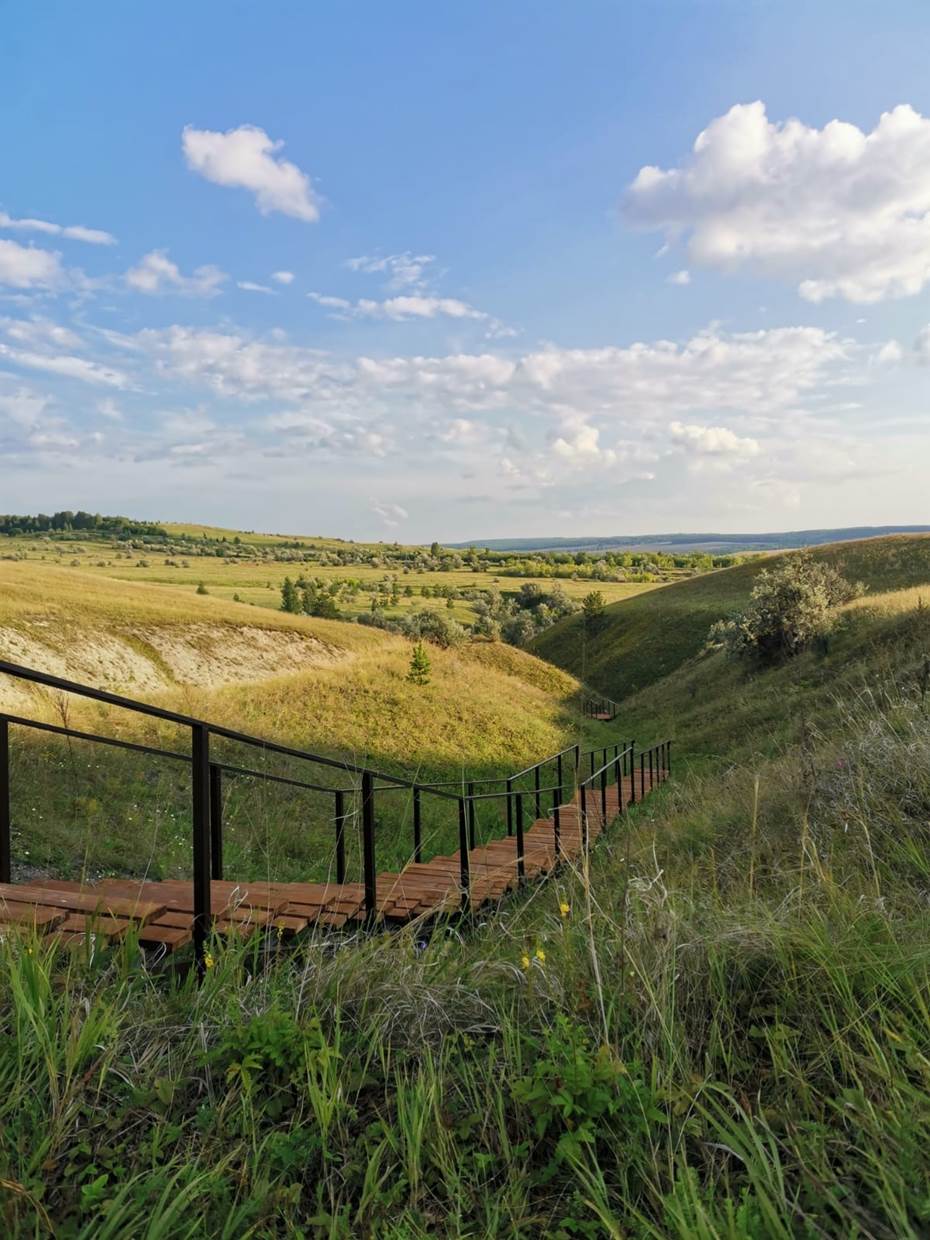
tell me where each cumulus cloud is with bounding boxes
[126,250,227,297]
[271,270,295,285]
[182,124,320,222]
[0,239,63,288]
[669,421,760,457]
[876,340,903,364]
[0,211,115,245]
[625,101,930,302]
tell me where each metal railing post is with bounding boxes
[362,771,376,922]
[0,718,10,884]
[209,763,223,880]
[412,786,422,864]
[458,797,470,909]
[640,753,645,799]
[191,723,212,975]
[600,762,608,821]
[614,752,622,816]
[649,747,654,790]
[515,791,525,881]
[506,777,513,836]
[629,741,636,805]
[335,789,347,882]
[557,752,564,808]
[668,740,672,778]
[580,783,589,853]
[467,781,477,849]
[534,764,542,820]
[553,801,561,859]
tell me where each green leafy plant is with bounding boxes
[706,551,864,665]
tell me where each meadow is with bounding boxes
[2,534,930,1235]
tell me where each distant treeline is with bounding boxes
[0,512,167,538]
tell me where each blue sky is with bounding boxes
[2,1,930,539]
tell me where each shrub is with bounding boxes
[707,552,864,665]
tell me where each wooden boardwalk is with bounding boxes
[0,767,665,954]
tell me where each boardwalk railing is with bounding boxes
[0,659,671,968]
[582,693,619,721]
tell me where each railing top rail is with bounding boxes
[507,744,580,783]
[580,744,634,787]
[0,659,463,802]
[0,711,189,764]
[216,761,346,796]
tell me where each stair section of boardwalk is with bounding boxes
[0,767,664,952]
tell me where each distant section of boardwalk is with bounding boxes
[0,768,665,953]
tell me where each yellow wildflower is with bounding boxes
[559,902,571,918]
[535,947,546,963]
[204,951,215,970]
[520,953,531,971]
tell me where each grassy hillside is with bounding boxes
[4,572,930,1234]
[0,562,589,884]
[532,533,930,699]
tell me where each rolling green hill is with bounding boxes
[531,533,930,699]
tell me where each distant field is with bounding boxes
[3,535,666,625]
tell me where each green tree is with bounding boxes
[407,641,432,685]
[280,576,301,613]
[581,591,606,632]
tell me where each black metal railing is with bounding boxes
[0,659,671,970]
[582,693,619,721]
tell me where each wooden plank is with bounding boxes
[0,884,165,924]
[57,914,134,939]
[272,914,309,934]
[138,924,192,950]
[0,901,64,930]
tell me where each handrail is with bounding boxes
[0,659,460,801]
[579,744,634,787]
[0,657,673,974]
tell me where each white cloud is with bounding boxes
[876,340,903,364]
[271,270,295,285]
[310,290,507,332]
[370,500,409,527]
[625,101,930,302]
[916,325,930,362]
[668,269,690,286]
[552,423,615,465]
[126,250,227,297]
[0,211,115,245]
[307,292,352,311]
[237,280,274,294]
[669,421,760,457]
[0,316,82,350]
[0,341,129,387]
[181,124,320,222]
[0,239,63,288]
[347,253,435,290]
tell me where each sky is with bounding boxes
[2,1,930,542]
